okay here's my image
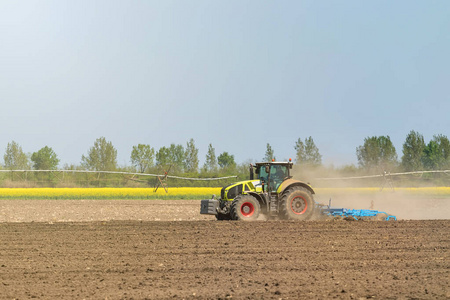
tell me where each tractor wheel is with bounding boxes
[279,186,314,220]
[216,212,232,221]
[230,194,261,221]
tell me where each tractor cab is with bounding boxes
[252,161,293,192]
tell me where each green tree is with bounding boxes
[184,138,199,173]
[263,143,275,162]
[423,140,440,170]
[31,146,60,170]
[130,144,155,173]
[401,130,425,171]
[156,144,185,173]
[304,137,322,166]
[4,141,29,170]
[356,136,398,171]
[218,152,236,169]
[156,146,170,167]
[433,134,450,169]
[295,137,322,166]
[294,138,305,164]
[422,134,450,170]
[81,137,118,171]
[203,143,218,172]
[169,144,185,172]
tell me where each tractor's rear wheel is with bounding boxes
[279,186,314,220]
[231,194,261,221]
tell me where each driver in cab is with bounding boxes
[270,165,287,190]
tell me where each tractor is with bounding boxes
[200,160,317,221]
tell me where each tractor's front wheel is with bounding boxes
[279,187,314,220]
[231,195,261,221]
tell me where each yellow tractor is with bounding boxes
[201,160,316,221]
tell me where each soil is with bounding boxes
[0,200,449,299]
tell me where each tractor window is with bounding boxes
[270,165,288,191]
[257,166,269,182]
[270,165,288,179]
[257,165,288,192]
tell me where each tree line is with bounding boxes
[356,131,450,172]
[1,137,240,175]
[1,130,449,177]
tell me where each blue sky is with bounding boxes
[1,1,449,167]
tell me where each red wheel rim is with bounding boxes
[291,196,307,215]
[241,202,255,217]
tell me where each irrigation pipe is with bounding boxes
[315,170,450,180]
[0,170,237,181]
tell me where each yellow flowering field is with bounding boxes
[0,187,221,200]
[0,187,448,200]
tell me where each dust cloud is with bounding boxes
[314,191,449,220]
[291,165,450,220]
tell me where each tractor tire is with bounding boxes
[279,186,315,220]
[216,212,232,221]
[230,194,261,221]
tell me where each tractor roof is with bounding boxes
[254,161,293,167]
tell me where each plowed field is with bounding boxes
[0,200,449,299]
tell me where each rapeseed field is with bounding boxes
[0,187,448,199]
[0,187,221,200]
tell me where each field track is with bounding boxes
[0,200,449,299]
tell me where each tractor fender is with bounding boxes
[246,191,267,206]
[278,178,315,195]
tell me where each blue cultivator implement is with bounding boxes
[319,199,397,221]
